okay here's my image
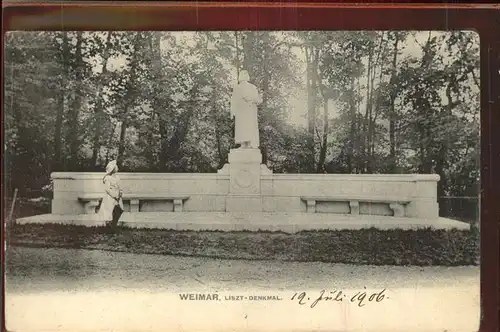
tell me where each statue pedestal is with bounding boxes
[219,148,271,212]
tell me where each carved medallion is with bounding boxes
[234,169,253,188]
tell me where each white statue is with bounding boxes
[230,70,262,149]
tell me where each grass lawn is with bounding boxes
[7,223,480,266]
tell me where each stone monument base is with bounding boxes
[219,148,270,212]
[226,195,262,212]
[43,167,466,231]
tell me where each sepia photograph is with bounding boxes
[4,30,480,331]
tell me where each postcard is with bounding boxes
[4,27,481,332]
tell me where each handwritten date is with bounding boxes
[291,288,387,308]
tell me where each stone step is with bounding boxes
[16,212,471,232]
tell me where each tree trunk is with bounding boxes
[242,32,256,77]
[388,33,401,172]
[368,38,386,173]
[148,32,169,171]
[69,31,84,170]
[260,32,271,164]
[261,33,271,109]
[234,31,241,75]
[365,33,385,173]
[418,126,426,173]
[165,111,192,171]
[52,97,64,171]
[363,50,373,172]
[105,122,118,165]
[317,98,329,172]
[214,102,225,169]
[305,47,313,134]
[435,83,455,216]
[347,77,357,173]
[117,120,127,167]
[117,33,142,167]
[90,31,114,167]
[158,122,169,171]
[308,48,319,136]
[52,33,66,172]
[370,66,384,162]
[418,33,436,174]
[305,46,320,171]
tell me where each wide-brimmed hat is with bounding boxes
[105,160,117,174]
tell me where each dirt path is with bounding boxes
[6,247,480,332]
[6,247,479,294]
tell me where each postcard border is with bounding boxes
[2,2,499,332]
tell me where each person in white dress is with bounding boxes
[97,160,124,227]
[230,70,263,149]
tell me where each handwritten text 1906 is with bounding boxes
[290,288,388,308]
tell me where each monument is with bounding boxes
[219,70,272,212]
[16,71,470,232]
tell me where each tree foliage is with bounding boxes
[4,30,480,220]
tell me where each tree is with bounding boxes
[4,30,481,222]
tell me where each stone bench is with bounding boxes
[300,196,411,217]
[78,194,190,214]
